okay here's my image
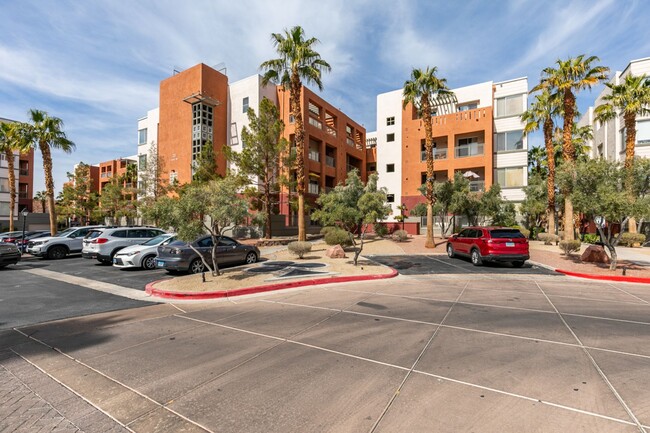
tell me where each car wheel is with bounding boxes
[470,249,483,266]
[47,246,67,260]
[245,252,258,264]
[142,255,156,270]
[189,259,205,274]
[512,261,525,268]
[446,244,455,258]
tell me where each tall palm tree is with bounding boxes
[595,73,650,233]
[403,66,454,248]
[532,55,609,240]
[0,122,31,231]
[26,110,75,235]
[522,90,560,235]
[34,190,47,213]
[260,26,331,241]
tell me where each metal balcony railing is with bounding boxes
[346,137,355,147]
[469,180,485,192]
[420,148,448,161]
[19,169,29,176]
[325,156,335,167]
[308,183,319,195]
[308,150,320,162]
[326,126,336,136]
[455,142,484,158]
[308,117,322,130]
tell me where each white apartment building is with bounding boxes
[372,78,529,221]
[136,108,159,195]
[578,57,650,161]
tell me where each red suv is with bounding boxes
[446,227,529,267]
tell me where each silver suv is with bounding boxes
[27,226,104,259]
[82,227,166,264]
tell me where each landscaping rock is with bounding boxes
[326,244,347,259]
[580,245,610,264]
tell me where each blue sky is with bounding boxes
[1,0,649,194]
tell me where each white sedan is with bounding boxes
[113,233,176,270]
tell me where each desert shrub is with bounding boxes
[324,228,353,246]
[392,229,408,242]
[537,233,559,245]
[582,233,600,244]
[320,226,336,236]
[619,232,646,247]
[373,223,389,238]
[559,240,581,255]
[288,241,312,259]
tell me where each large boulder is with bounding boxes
[326,244,347,259]
[580,245,610,264]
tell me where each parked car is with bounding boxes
[0,242,21,269]
[0,231,24,242]
[446,227,529,267]
[13,231,51,252]
[27,226,104,259]
[156,235,260,274]
[113,233,177,270]
[82,227,166,264]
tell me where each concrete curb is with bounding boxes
[145,268,399,300]
[555,269,650,284]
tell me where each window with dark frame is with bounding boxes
[386,163,395,173]
[387,133,395,142]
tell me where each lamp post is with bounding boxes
[20,208,28,255]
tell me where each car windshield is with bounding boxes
[141,234,171,246]
[54,228,77,238]
[489,229,525,239]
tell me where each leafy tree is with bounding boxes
[192,142,220,184]
[100,174,136,225]
[142,176,248,276]
[0,121,31,231]
[480,184,517,227]
[595,73,650,233]
[25,109,76,235]
[567,158,650,270]
[260,26,331,242]
[312,171,390,265]
[228,97,292,239]
[449,173,514,227]
[520,172,548,234]
[403,66,455,248]
[533,55,609,240]
[56,163,100,225]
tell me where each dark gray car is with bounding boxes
[155,235,260,274]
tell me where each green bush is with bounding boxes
[320,226,336,236]
[582,233,600,244]
[392,229,408,242]
[324,228,353,246]
[559,240,581,255]
[619,232,646,247]
[373,223,389,238]
[537,233,559,245]
[288,241,312,259]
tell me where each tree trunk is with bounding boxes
[6,149,16,232]
[543,117,556,235]
[421,94,436,248]
[562,90,576,241]
[265,171,273,239]
[39,143,57,235]
[290,72,306,241]
[624,112,637,234]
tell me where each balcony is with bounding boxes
[308,183,319,195]
[346,137,355,147]
[100,172,112,178]
[308,150,320,162]
[469,180,485,192]
[420,148,448,161]
[308,117,322,130]
[19,191,28,199]
[325,155,335,167]
[347,164,360,173]
[326,126,337,136]
[455,142,484,158]
[19,168,29,176]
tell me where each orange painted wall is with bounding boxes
[400,105,494,209]
[158,64,228,186]
[18,149,34,211]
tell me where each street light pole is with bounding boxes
[20,208,28,255]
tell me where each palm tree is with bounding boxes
[34,190,47,213]
[260,26,331,241]
[522,90,560,235]
[403,67,454,248]
[26,110,75,235]
[0,122,31,232]
[532,55,609,240]
[595,73,650,233]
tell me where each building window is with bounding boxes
[138,154,147,170]
[386,116,395,126]
[496,167,524,188]
[387,133,395,142]
[0,178,8,193]
[242,97,249,113]
[138,128,147,145]
[457,102,478,112]
[289,115,295,123]
[637,120,650,146]
[192,103,214,161]
[495,130,524,152]
[496,94,524,118]
[0,202,9,216]
[386,194,395,203]
[386,163,395,173]
[170,170,177,185]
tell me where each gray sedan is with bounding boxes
[155,235,260,274]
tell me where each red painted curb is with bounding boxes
[145,268,399,300]
[555,269,650,284]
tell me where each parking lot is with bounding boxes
[5,269,650,432]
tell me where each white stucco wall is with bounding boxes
[375,89,403,220]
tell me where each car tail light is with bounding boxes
[95,238,109,244]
